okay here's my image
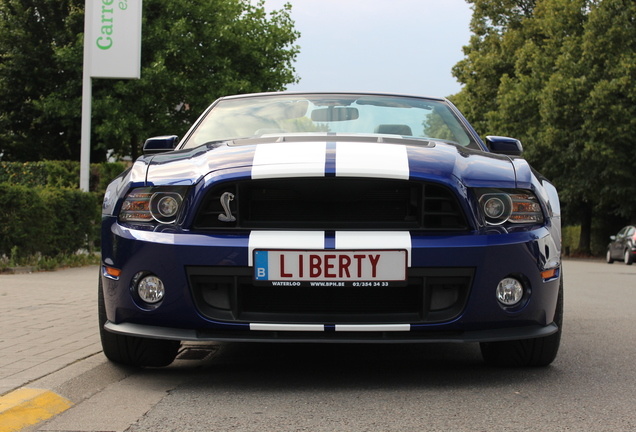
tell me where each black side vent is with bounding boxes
[193,179,467,231]
[422,184,468,230]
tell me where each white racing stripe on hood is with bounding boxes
[336,142,410,180]
[248,231,325,267]
[335,231,412,267]
[252,142,326,179]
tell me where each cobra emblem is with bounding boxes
[218,192,236,222]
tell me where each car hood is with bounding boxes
[139,136,527,189]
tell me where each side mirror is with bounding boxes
[610,235,617,241]
[143,135,179,155]
[485,136,523,157]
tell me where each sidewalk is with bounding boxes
[0,266,102,396]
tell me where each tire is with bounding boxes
[606,249,614,264]
[98,276,180,367]
[624,249,633,265]
[480,275,563,367]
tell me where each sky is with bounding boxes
[259,0,474,98]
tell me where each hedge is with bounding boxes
[0,184,100,257]
[0,160,126,193]
[0,161,127,258]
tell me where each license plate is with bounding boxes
[253,249,407,287]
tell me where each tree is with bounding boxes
[0,0,300,162]
[0,0,85,161]
[487,0,596,251]
[579,0,636,222]
[451,0,537,135]
[452,0,636,254]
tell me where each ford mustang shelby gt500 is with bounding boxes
[100,92,563,367]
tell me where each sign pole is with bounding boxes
[80,0,94,192]
[80,0,142,191]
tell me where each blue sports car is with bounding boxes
[99,92,563,367]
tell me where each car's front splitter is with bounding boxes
[104,320,559,344]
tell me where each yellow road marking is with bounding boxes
[0,388,73,432]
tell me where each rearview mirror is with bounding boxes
[311,107,359,122]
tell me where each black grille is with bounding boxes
[193,178,467,231]
[187,267,473,324]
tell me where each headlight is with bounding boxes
[476,189,544,225]
[119,186,188,224]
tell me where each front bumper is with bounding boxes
[104,320,559,343]
[101,217,561,343]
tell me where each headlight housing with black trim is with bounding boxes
[475,188,544,226]
[119,186,189,224]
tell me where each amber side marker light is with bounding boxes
[105,266,121,278]
[541,268,558,280]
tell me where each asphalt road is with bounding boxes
[32,259,636,431]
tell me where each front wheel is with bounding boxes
[480,275,563,367]
[606,249,614,264]
[98,277,180,367]
[624,249,633,265]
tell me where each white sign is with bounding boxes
[89,0,142,79]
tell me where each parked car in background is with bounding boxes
[606,225,636,265]
[99,92,563,368]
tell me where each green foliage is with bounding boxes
[0,161,124,262]
[0,160,126,193]
[45,160,80,188]
[0,184,100,258]
[0,0,299,162]
[452,0,636,254]
[91,162,128,193]
[0,0,85,162]
[0,250,100,272]
[0,161,49,187]
[561,225,580,256]
[39,187,100,255]
[451,0,536,135]
[0,184,49,256]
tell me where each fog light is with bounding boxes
[496,278,524,306]
[137,275,165,304]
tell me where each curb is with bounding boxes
[0,354,135,432]
[0,388,72,432]
[1,266,36,275]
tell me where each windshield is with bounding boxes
[182,94,478,149]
